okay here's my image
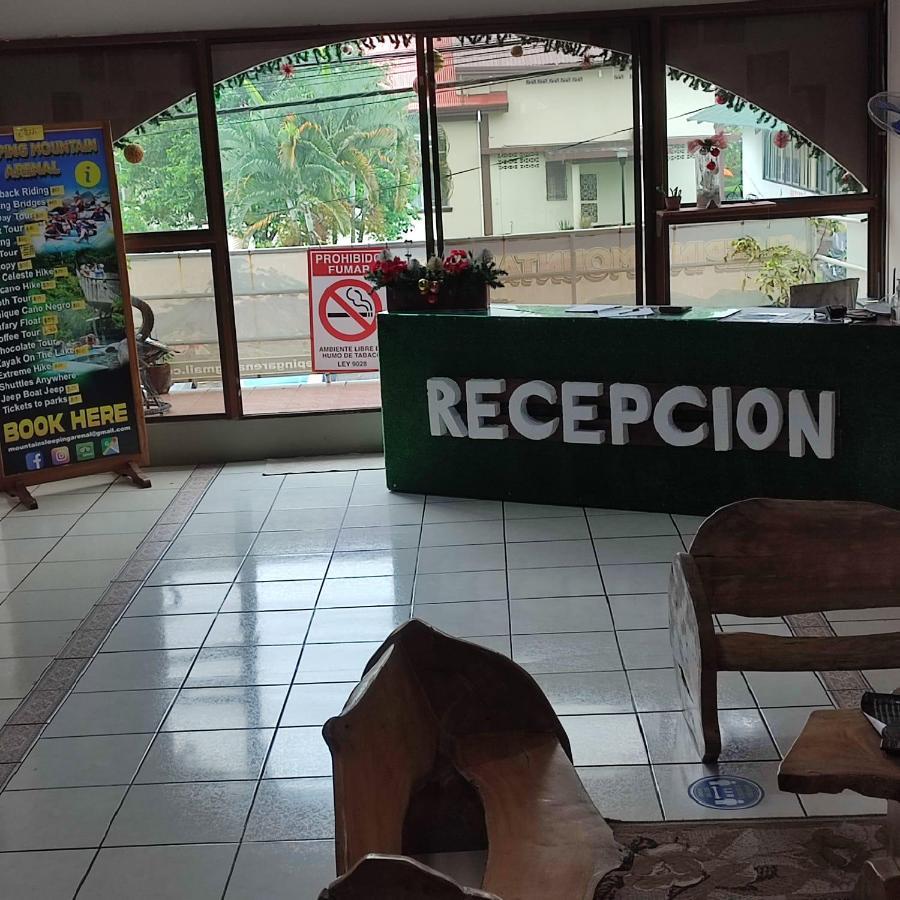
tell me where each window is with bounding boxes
[212,36,422,416]
[669,215,868,307]
[126,252,226,416]
[665,9,867,202]
[4,5,878,421]
[432,33,637,308]
[545,160,568,201]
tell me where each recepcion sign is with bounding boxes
[0,122,145,480]
[308,247,385,373]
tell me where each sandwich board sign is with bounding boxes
[308,247,385,373]
[0,121,150,508]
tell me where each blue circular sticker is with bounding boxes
[688,775,764,810]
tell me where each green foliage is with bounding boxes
[116,56,423,245]
[216,59,422,247]
[115,105,207,233]
[728,218,844,306]
[722,129,743,200]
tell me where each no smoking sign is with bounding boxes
[320,279,381,343]
[308,248,386,373]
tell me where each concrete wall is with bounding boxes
[440,119,484,240]
[488,68,633,149]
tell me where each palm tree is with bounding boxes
[217,58,422,248]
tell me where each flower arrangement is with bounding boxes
[688,130,728,209]
[367,248,506,305]
[687,130,729,169]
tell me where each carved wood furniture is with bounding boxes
[320,619,622,900]
[669,498,900,762]
[319,854,500,899]
[779,709,900,900]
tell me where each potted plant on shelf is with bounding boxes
[144,350,175,395]
[366,248,507,313]
[661,186,682,211]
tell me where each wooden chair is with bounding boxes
[319,854,500,900]
[669,498,900,762]
[322,619,622,900]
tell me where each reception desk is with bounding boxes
[378,305,900,515]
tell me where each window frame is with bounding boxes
[2,0,883,420]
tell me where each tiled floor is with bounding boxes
[0,468,195,725]
[0,461,892,899]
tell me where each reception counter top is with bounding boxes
[377,304,900,515]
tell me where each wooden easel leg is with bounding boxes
[5,482,37,510]
[118,462,151,489]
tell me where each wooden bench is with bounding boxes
[321,619,622,900]
[669,498,900,762]
[779,709,900,900]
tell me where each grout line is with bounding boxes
[217,468,359,900]
[32,467,224,897]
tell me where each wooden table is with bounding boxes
[779,709,900,900]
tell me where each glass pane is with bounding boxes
[126,251,226,416]
[669,215,868,307]
[665,10,868,201]
[0,45,207,233]
[115,95,208,232]
[434,34,636,306]
[213,36,421,415]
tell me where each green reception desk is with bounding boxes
[378,305,900,516]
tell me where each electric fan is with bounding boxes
[867,92,900,136]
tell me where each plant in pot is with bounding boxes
[145,350,175,395]
[367,248,507,313]
[658,186,682,211]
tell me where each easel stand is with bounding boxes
[1,461,151,511]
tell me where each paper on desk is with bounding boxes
[565,305,656,317]
[722,307,814,323]
[565,305,620,314]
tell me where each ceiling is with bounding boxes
[3,0,754,40]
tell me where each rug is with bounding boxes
[600,817,887,899]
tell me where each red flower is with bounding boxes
[773,130,790,149]
[280,62,295,78]
[715,90,728,105]
[443,249,471,274]
[370,256,408,283]
[706,161,717,171]
[710,147,720,158]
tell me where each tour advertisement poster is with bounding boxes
[0,123,142,479]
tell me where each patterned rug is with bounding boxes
[599,817,887,899]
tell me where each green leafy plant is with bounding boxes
[727,218,843,306]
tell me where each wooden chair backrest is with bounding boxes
[323,643,440,874]
[319,854,500,900]
[370,619,571,760]
[690,498,900,616]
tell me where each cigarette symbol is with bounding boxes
[328,286,374,319]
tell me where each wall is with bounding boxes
[148,410,384,465]
[440,118,485,241]
[488,68,633,149]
